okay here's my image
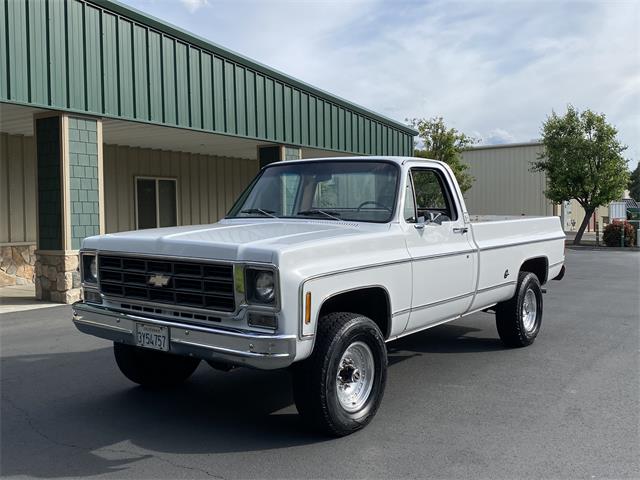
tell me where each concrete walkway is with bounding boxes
[0,285,61,314]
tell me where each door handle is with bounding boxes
[453,227,468,234]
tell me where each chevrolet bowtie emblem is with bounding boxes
[148,274,171,287]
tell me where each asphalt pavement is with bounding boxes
[1,249,638,479]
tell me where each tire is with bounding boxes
[292,312,387,437]
[113,343,201,387]
[496,272,543,348]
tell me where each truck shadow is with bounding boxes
[2,349,312,478]
[1,320,503,478]
[389,322,503,354]
[386,322,504,366]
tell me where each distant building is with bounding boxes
[461,142,617,232]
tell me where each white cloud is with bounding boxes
[119,0,640,167]
[484,129,517,145]
[179,0,208,14]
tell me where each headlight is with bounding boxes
[82,254,98,284]
[255,271,275,302]
[246,268,276,305]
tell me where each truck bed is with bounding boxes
[466,215,566,312]
[469,214,549,223]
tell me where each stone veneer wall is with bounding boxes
[0,244,37,286]
[34,252,82,303]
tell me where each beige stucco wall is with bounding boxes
[0,133,261,242]
[103,144,259,233]
[0,133,37,244]
[0,133,36,285]
[562,199,610,233]
[461,143,554,217]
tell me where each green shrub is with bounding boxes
[603,222,636,247]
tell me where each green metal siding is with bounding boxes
[49,0,67,107]
[189,46,202,129]
[175,42,188,126]
[103,12,118,116]
[255,74,265,138]
[148,30,163,121]
[7,0,28,103]
[224,61,235,133]
[235,65,246,136]
[85,5,102,113]
[68,0,85,111]
[201,52,213,131]
[1,0,415,156]
[245,69,256,137]
[274,82,284,142]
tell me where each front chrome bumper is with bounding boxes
[72,302,296,369]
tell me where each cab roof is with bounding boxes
[270,156,446,168]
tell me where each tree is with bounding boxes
[408,117,477,193]
[629,163,640,201]
[532,105,629,245]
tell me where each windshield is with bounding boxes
[227,161,399,223]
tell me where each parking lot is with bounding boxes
[1,248,638,479]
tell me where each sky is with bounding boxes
[120,0,639,168]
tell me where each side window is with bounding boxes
[404,175,417,223]
[410,169,457,222]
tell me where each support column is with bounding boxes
[34,113,103,303]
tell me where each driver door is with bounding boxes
[403,167,476,332]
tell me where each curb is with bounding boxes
[565,245,640,252]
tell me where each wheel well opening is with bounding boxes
[520,257,548,284]
[318,287,391,339]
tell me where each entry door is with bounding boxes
[403,167,476,332]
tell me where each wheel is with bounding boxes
[495,272,543,347]
[292,312,387,436]
[113,343,201,387]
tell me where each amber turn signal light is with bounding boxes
[304,292,312,324]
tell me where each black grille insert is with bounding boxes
[98,255,235,312]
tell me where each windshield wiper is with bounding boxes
[296,209,342,221]
[240,208,278,218]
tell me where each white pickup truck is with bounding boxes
[73,156,566,436]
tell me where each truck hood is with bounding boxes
[82,219,388,263]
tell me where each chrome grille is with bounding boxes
[97,255,235,312]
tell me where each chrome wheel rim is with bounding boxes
[522,288,537,332]
[336,341,375,413]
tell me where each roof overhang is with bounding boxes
[0,102,357,159]
[0,0,416,157]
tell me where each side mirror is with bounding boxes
[428,212,442,224]
[415,213,441,229]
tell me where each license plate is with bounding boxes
[135,323,169,352]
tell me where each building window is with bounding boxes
[135,177,178,229]
[283,146,301,161]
